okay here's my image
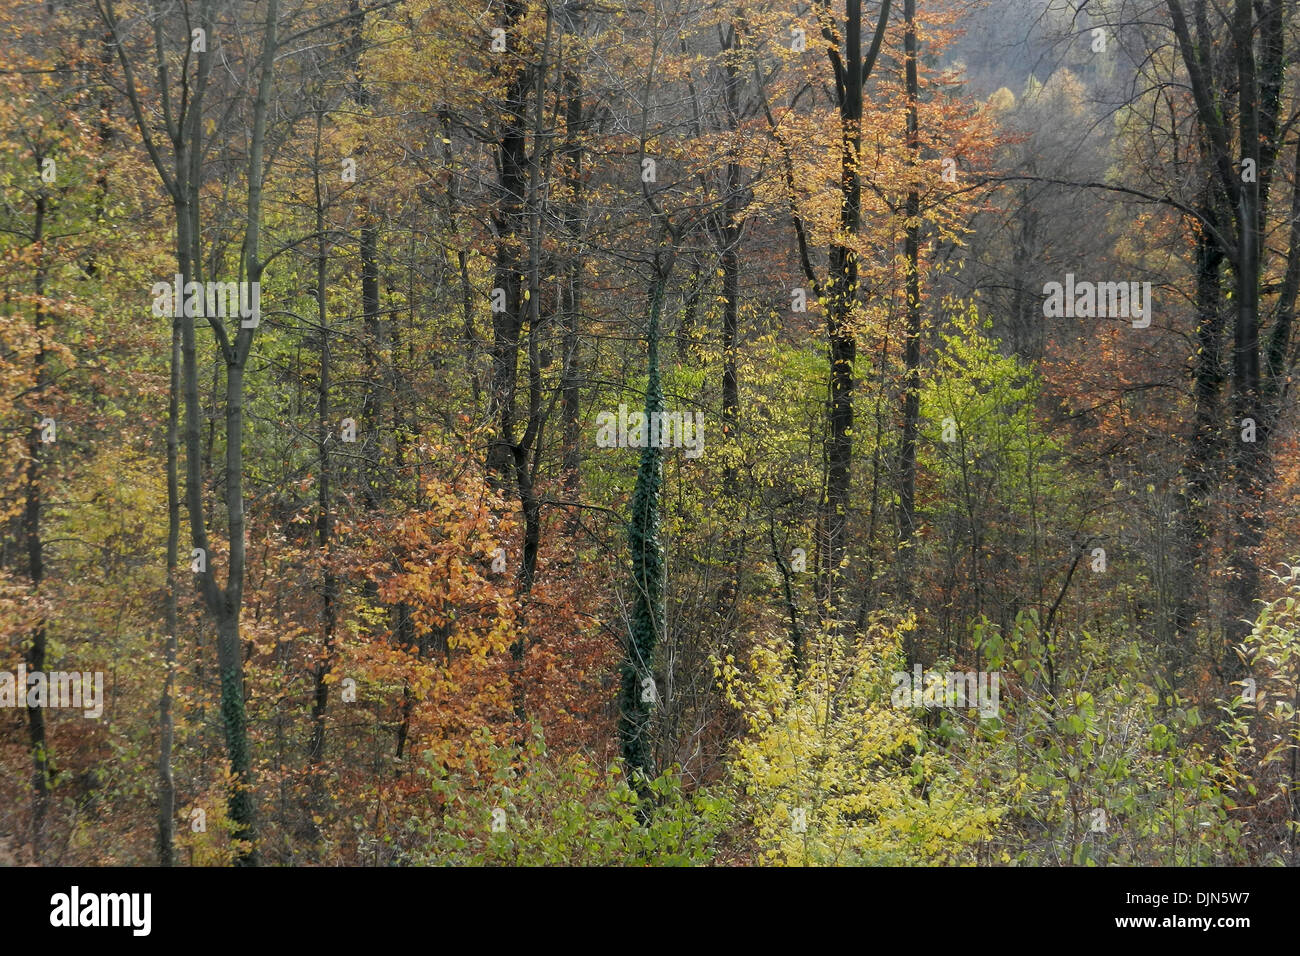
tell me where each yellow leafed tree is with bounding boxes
[723,614,1004,865]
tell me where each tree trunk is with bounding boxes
[719,26,743,497]
[897,0,922,603]
[100,0,275,864]
[158,307,181,866]
[814,0,891,624]
[559,28,584,505]
[307,115,336,844]
[1172,190,1224,651]
[620,250,675,793]
[24,192,50,864]
[817,0,864,624]
[1165,0,1290,683]
[487,0,530,479]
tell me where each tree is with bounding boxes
[98,0,286,863]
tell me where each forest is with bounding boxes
[0,0,1298,868]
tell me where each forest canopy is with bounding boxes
[1,0,1298,868]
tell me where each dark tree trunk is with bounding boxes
[24,192,50,864]
[897,0,922,602]
[1165,0,1291,682]
[486,0,530,480]
[1172,189,1225,650]
[559,45,584,504]
[620,251,674,792]
[159,300,181,866]
[813,0,891,624]
[307,115,336,844]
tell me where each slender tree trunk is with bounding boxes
[24,193,50,864]
[1008,196,1040,360]
[307,113,335,844]
[712,22,745,638]
[1223,0,1263,678]
[191,0,278,864]
[487,0,530,479]
[559,33,584,503]
[719,27,742,495]
[158,308,181,866]
[358,224,381,509]
[514,5,551,592]
[1172,190,1224,648]
[99,0,269,863]
[1225,190,1261,678]
[346,0,382,513]
[897,0,921,602]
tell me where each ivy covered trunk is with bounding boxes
[619,254,672,793]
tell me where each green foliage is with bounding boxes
[918,304,1087,653]
[976,611,1245,865]
[1218,563,1300,863]
[921,304,1060,519]
[405,727,731,866]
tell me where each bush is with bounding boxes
[723,613,1004,865]
[401,727,731,866]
